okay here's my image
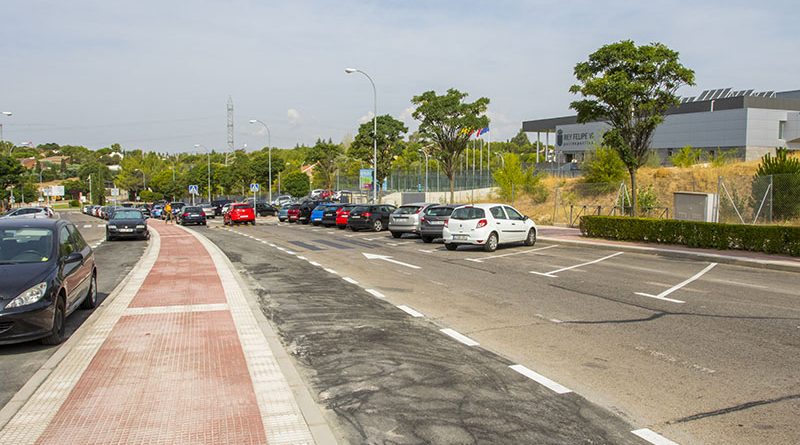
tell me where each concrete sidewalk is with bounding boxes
[0,221,321,445]
[538,225,800,272]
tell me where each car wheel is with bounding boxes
[445,243,458,251]
[524,228,537,246]
[373,220,383,232]
[338,225,345,230]
[81,273,98,309]
[251,220,256,226]
[484,232,498,252]
[422,236,433,243]
[41,296,66,345]
[105,232,113,242]
[390,231,401,239]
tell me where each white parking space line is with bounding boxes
[397,305,424,317]
[440,328,479,346]
[530,252,623,278]
[466,245,558,263]
[284,250,297,255]
[417,249,439,253]
[631,428,680,445]
[635,263,718,304]
[324,268,338,275]
[342,277,358,284]
[296,256,307,260]
[309,261,321,267]
[509,364,572,394]
[83,224,92,228]
[96,224,105,228]
[365,289,386,299]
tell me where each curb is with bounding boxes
[0,232,159,431]
[539,235,800,273]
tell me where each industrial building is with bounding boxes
[522,88,800,163]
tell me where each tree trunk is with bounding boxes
[449,175,455,204]
[629,168,637,217]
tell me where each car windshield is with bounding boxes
[351,206,369,213]
[111,210,143,220]
[313,205,328,211]
[450,207,485,220]
[395,206,421,215]
[184,207,201,212]
[0,227,54,263]
[426,207,455,217]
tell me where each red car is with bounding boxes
[335,204,357,230]
[223,203,256,226]
[286,204,301,223]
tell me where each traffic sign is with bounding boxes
[188,184,199,195]
[250,183,260,193]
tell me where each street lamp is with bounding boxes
[193,144,212,203]
[345,68,378,203]
[1,111,12,142]
[248,119,272,204]
[418,148,430,199]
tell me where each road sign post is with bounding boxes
[250,183,260,209]
[189,184,199,205]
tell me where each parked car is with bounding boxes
[297,200,330,225]
[272,195,293,206]
[223,203,256,226]
[106,209,149,241]
[442,204,537,252]
[199,203,216,219]
[388,203,437,238]
[309,189,325,199]
[347,204,397,232]
[0,218,97,345]
[310,204,338,226]
[254,202,278,217]
[178,206,207,226]
[151,205,164,219]
[321,204,345,227]
[211,199,232,217]
[136,204,151,217]
[286,204,301,223]
[0,207,51,219]
[277,206,290,222]
[82,205,93,215]
[335,204,358,229]
[169,202,186,218]
[419,204,460,243]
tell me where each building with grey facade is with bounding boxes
[522,88,800,163]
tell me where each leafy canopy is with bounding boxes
[350,114,407,184]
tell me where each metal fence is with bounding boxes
[717,174,800,225]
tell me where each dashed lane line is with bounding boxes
[508,364,572,394]
[342,277,358,285]
[323,268,338,275]
[631,428,680,445]
[440,328,479,346]
[365,289,386,299]
[397,305,424,318]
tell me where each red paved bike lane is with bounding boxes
[32,222,269,444]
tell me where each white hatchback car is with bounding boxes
[442,203,537,252]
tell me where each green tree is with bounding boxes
[582,146,627,193]
[509,129,531,150]
[754,148,800,220]
[492,153,545,203]
[569,40,695,215]
[0,154,25,206]
[282,171,310,198]
[670,145,701,167]
[77,161,111,204]
[411,88,490,202]
[350,114,408,191]
[306,139,343,192]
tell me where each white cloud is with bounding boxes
[358,111,374,125]
[287,109,302,126]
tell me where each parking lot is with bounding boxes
[195,216,800,445]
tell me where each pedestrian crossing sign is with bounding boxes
[250,183,260,193]
[188,184,199,195]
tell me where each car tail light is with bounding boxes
[476,219,488,228]
[362,212,372,218]
[200,212,206,217]
[444,219,448,228]
[182,212,189,217]
[420,217,426,223]
[415,208,422,214]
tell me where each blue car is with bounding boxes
[151,205,164,219]
[278,206,289,222]
[310,204,334,226]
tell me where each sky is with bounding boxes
[1,0,798,153]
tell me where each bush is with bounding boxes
[579,216,800,256]
[671,145,702,168]
[581,146,626,193]
[69,199,81,208]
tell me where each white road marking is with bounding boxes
[268,243,276,247]
[324,268,338,275]
[635,263,717,304]
[296,256,307,260]
[309,261,321,267]
[530,251,623,278]
[96,224,105,228]
[418,249,438,253]
[509,364,572,394]
[397,305,424,317]
[549,318,563,324]
[440,328,479,346]
[631,428,680,445]
[82,224,92,228]
[466,245,558,263]
[365,289,386,299]
[284,250,297,255]
[276,247,287,251]
[362,252,421,270]
[342,277,358,284]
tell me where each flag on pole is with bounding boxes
[475,127,490,138]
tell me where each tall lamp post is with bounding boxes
[345,68,377,203]
[1,111,12,142]
[193,144,212,203]
[418,148,429,200]
[248,119,272,204]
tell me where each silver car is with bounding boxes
[0,207,51,219]
[199,203,216,219]
[388,203,438,239]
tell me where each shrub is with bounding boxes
[579,215,800,256]
[581,146,626,193]
[69,199,81,208]
[671,145,702,168]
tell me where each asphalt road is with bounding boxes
[0,211,146,409]
[196,217,800,445]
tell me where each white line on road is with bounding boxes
[635,262,717,304]
[83,224,92,228]
[96,224,105,228]
[631,428,680,445]
[268,243,276,247]
[397,305,424,317]
[509,364,572,394]
[530,252,623,278]
[276,247,287,252]
[466,245,558,263]
[309,261,321,267]
[365,289,386,299]
[342,277,358,284]
[418,249,438,253]
[285,250,297,255]
[440,328,479,346]
[296,256,307,260]
[324,268,338,275]
[362,252,421,269]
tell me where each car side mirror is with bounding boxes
[523,215,529,221]
[64,252,83,264]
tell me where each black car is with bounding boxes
[169,202,186,218]
[211,199,232,217]
[419,204,460,243]
[321,204,345,227]
[297,200,330,225]
[347,204,397,232]
[106,209,149,241]
[0,219,97,345]
[178,206,207,226]
[254,202,278,217]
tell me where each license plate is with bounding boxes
[190,214,199,217]
[453,234,468,240]
[350,216,360,219]
[430,221,443,225]
[120,228,134,233]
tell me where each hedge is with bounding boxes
[579,216,800,257]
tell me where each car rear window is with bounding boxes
[111,210,143,220]
[395,206,421,215]
[426,206,455,217]
[450,207,485,220]
[351,206,368,213]
[233,204,250,210]
[313,205,328,211]
[184,207,201,212]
